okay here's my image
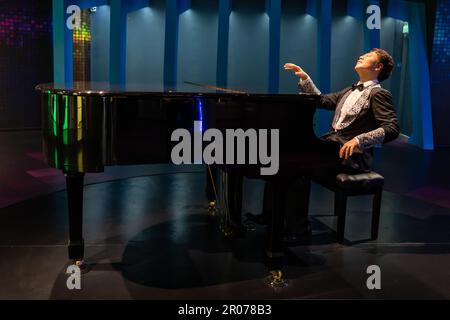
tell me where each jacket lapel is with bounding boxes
[332,88,352,129]
[333,85,381,131]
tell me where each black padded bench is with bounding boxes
[312,171,384,244]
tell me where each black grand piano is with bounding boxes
[35,82,339,286]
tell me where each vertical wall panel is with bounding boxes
[364,0,380,50]
[407,1,434,149]
[53,0,69,84]
[315,0,332,135]
[381,17,412,136]
[126,1,166,85]
[178,0,218,86]
[228,0,269,92]
[330,16,364,92]
[164,0,180,86]
[91,5,110,82]
[380,17,397,91]
[279,1,317,93]
[110,0,127,83]
[216,0,231,87]
[431,0,450,147]
[268,0,281,93]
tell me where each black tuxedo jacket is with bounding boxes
[318,86,400,172]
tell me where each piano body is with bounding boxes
[35,82,339,284]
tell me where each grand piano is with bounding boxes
[35,82,339,286]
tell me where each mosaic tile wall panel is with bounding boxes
[431,0,450,146]
[0,0,53,129]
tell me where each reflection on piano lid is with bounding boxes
[35,81,312,97]
[35,81,243,95]
[183,81,248,94]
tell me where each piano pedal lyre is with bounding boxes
[207,166,219,218]
[208,166,248,238]
[207,200,217,217]
[266,270,289,289]
[73,260,83,267]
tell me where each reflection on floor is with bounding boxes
[1,131,450,299]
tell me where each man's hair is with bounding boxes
[371,48,395,82]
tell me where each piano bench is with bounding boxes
[312,171,384,244]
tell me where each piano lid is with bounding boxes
[35,81,320,100]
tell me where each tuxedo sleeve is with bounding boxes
[355,89,400,149]
[298,77,346,111]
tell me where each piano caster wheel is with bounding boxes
[72,260,84,267]
[207,201,217,216]
[67,260,90,274]
[265,270,288,289]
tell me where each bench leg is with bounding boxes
[333,188,340,217]
[335,190,347,244]
[371,187,383,240]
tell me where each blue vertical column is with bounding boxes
[407,2,434,149]
[53,0,74,84]
[387,0,408,21]
[216,0,231,88]
[347,0,364,20]
[126,0,151,12]
[164,0,190,87]
[109,0,148,84]
[316,0,332,136]
[164,0,179,87]
[364,0,380,51]
[267,0,281,94]
[77,0,107,8]
[306,0,318,16]
[109,0,127,84]
[317,0,331,93]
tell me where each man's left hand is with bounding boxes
[340,138,360,159]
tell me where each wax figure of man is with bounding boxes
[247,48,400,239]
[285,48,400,172]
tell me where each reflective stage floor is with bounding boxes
[1,131,450,299]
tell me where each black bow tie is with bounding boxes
[352,83,365,91]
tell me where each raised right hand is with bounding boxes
[283,63,308,80]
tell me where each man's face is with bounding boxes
[355,52,382,72]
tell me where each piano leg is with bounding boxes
[217,169,246,237]
[285,177,311,242]
[65,171,85,266]
[266,180,288,288]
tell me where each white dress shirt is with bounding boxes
[334,80,380,129]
